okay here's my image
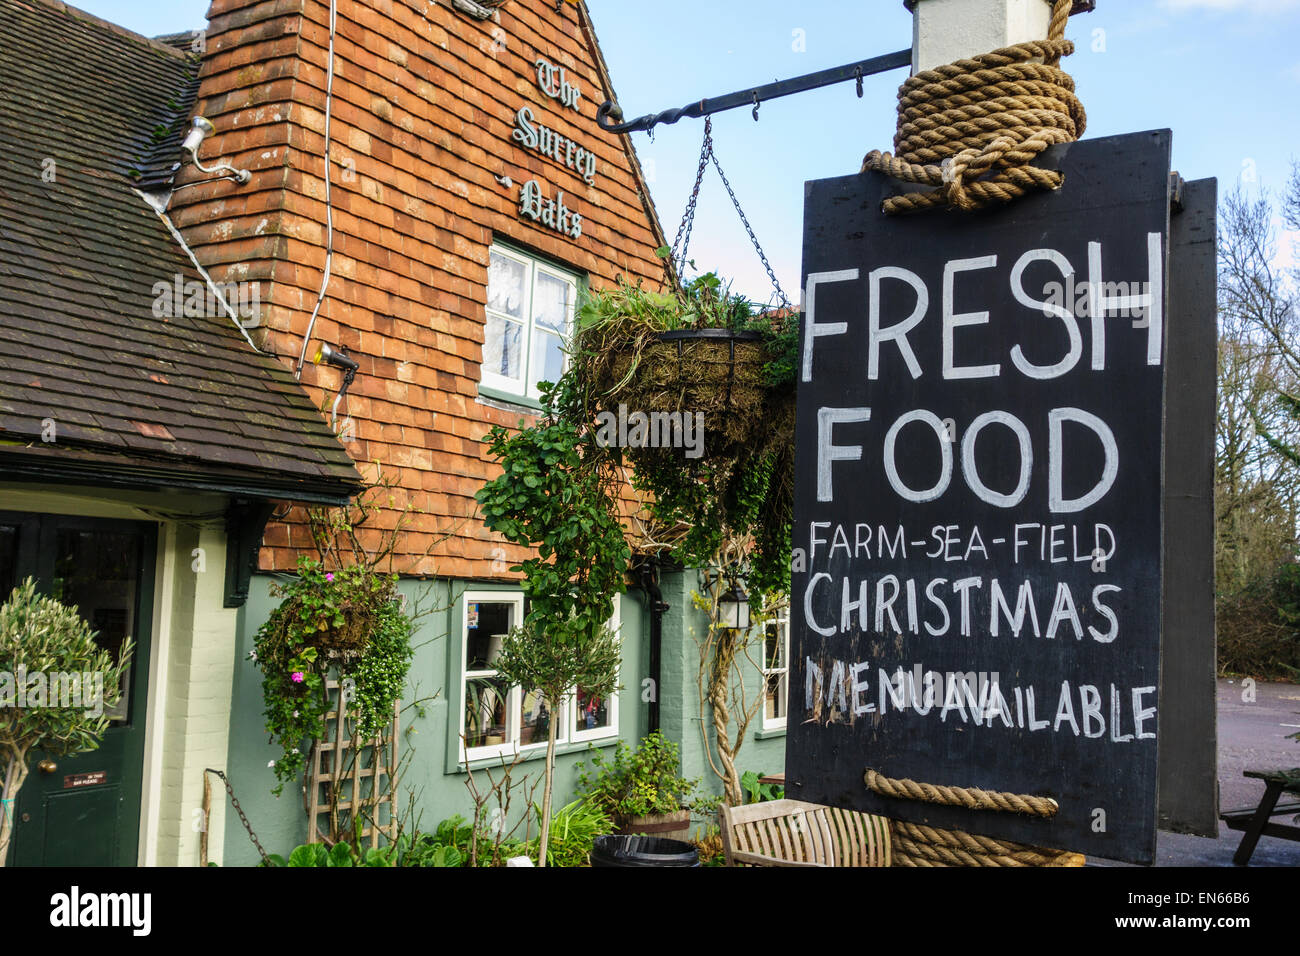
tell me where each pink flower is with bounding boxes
[291,672,305,684]
[325,572,335,583]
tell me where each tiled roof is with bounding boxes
[0,0,361,502]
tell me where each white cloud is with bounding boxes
[1161,0,1300,12]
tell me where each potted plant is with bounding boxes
[575,731,719,842]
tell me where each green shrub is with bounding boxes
[740,769,784,804]
[576,731,718,824]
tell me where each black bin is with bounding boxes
[590,835,699,867]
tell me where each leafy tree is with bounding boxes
[475,373,629,866]
[1215,166,1300,678]
[0,579,132,866]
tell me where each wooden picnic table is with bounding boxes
[1222,769,1300,865]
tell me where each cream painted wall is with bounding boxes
[0,484,238,866]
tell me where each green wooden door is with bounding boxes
[2,513,156,867]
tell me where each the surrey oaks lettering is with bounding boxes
[510,56,596,239]
[513,106,597,185]
[518,180,582,239]
[536,58,581,111]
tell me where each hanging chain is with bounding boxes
[671,117,713,276]
[207,768,270,864]
[669,115,792,309]
[709,147,791,309]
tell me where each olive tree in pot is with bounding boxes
[0,579,132,866]
[476,373,629,867]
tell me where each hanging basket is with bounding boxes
[600,328,775,458]
[295,598,378,653]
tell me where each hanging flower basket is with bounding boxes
[282,595,378,652]
[601,328,771,457]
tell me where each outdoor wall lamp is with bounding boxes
[717,582,751,631]
[180,116,252,186]
[312,343,359,429]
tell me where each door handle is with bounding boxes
[37,760,57,775]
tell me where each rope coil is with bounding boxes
[865,769,1059,818]
[890,820,1086,868]
[863,0,1085,214]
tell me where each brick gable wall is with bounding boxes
[175,0,669,578]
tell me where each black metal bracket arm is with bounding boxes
[596,48,912,136]
[223,497,277,608]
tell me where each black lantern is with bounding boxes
[717,582,751,630]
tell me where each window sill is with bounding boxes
[476,386,544,416]
[453,732,620,775]
[753,725,787,741]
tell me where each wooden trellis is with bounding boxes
[305,677,400,848]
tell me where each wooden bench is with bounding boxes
[1221,769,1300,865]
[720,799,892,867]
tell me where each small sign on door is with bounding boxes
[64,771,107,789]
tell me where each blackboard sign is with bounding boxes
[786,130,1172,864]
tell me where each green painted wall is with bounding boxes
[222,569,786,865]
[223,574,649,866]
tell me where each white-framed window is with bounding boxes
[481,244,578,402]
[762,602,789,731]
[459,591,620,763]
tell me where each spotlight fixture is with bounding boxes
[181,116,252,186]
[312,343,359,428]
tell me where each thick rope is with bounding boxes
[862,0,1085,214]
[890,821,1086,868]
[865,769,1059,818]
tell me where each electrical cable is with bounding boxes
[295,0,339,377]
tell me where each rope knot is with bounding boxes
[862,0,1084,214]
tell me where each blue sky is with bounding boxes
[76,0,1300,300]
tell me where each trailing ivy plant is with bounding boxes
[567,270,796,596]
[251,556,413,795]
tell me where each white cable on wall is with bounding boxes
[295,0,339,378]
[139,188,263,354]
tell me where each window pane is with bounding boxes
[530,330,565,389]
[466,600,515,671]
[766,672,787,722]
[487,251,527,319]
[519,689,560,746]
[53,529,140,723]
[0,525,16,597]
[765,622,785,671]
[534,272,571,333]
[484,315,524,382]
[464,677,510,749]
[575,686,612,734]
